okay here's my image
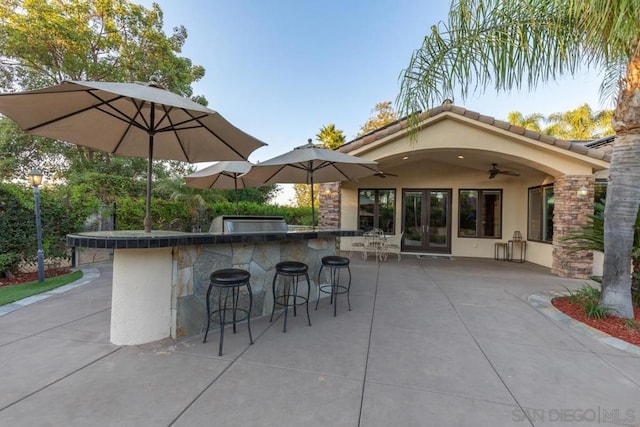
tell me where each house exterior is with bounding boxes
[318,103,611,279]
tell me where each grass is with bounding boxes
[0,270,83,306]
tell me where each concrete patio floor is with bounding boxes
[0,255,638,426]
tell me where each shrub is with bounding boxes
[0,182,92,275]
[565,283,610,319]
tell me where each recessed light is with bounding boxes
[458,155,464,159]
[402,156,409,160]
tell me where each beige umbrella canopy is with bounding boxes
[184,161,253,213]
[0,80,266,232]
[241,139,380,226]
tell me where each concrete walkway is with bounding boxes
[0,256,638,426]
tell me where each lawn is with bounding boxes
[0,270,83,306]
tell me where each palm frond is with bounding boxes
[397,0,638,131]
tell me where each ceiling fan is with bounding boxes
[488,163,520,179]
[374,171,399,179]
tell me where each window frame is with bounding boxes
[457,189,503,239]
[357,188,396,234]
[527,184,554,243]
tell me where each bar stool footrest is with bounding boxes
[318,284,350,296]
[273,294,309,307]
[208,307,251,325]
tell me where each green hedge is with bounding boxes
[0,181,313,276]
[113,197,315,231]
[0,183,96,276]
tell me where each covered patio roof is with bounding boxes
[339,103,610,180]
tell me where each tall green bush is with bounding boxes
[0,183,93,276]
[112,197,315,232]
[0,183,32,275]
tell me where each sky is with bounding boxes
[138,0,610,204]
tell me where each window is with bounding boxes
[358,189,396,233]
[458,189,502,238]
[528,185,554,242]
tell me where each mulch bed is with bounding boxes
[552,297,640,346]
[0,268,72,288]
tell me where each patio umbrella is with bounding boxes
[0,79,266,232]
[184,161,253,214]
[241,139,380,227]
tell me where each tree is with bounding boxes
[316,124,346,150]
[359,101,398,136]
[508,105,615,139]
[507,112,545,134]
[397,0,640,318]
[293,183,316,211]
[0,118,74,181]
[545,104,614,140]
[294,124,347,210]
[564,202,640,304]
[0,0,205,183]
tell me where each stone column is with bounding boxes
[551,175,595,278]
[318,182,341,229]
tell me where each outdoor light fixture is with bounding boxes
[577,186,589,200]
[27,168,43,187]
[28,168,45,283]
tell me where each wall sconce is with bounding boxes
[576,186,589,200]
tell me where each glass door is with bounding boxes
[402,189,451,253]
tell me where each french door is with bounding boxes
[402,189,452,253]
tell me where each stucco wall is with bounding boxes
[334,115,605,273]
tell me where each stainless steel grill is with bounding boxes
[209,215,288,234]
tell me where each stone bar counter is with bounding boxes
[66,229,358,345]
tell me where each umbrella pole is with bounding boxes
[234,176,239,215]
[144,134,154,233]
[309,168,315,229]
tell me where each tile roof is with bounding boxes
[339,103,611,162]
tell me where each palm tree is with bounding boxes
[316,124,346,149]
[507,111,545,133]
[545,104,614,139]
[294,124,348,215]
[397,0,639,318]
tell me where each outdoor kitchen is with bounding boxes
[66,217,359,345]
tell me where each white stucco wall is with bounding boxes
[111,247,173,345]
[338,114,607,270]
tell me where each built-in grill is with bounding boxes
[209,215,288,234]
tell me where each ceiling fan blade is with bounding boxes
[488,163,500,178]
[375,172,399,178]
[487,163,519,178]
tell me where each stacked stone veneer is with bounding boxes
[171,238,336,338]
[551,175,595,278]
[319,182,341,229]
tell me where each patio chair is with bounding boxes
[349,236,366,259]
[384,231,404,262]
[364,228,385,261]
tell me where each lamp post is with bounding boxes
[28,169,45,283]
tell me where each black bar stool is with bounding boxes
[270,261,312,332]
[315,255,351,316]
[203,268,253,356]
